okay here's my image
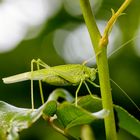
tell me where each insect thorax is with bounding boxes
[84,66,97,81]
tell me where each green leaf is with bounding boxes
[46,89,108,130]
[78,95,140,139]
[78,95,102,111]
[0,101,47,140]
[47,88,74,102]
[56,102,108,130]
[43,100,57,117]
[115,105,140,139]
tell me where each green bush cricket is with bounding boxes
[2,59,99,109]
[2,36,140,112]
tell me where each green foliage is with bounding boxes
[0,101,47,140]
[78,95,140,139]
[43,101,57,117]
[0,90,106,140]
[56,102,101,129]
[115,106,140,139]
[0,89,139,140]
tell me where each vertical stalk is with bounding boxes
[80,0,133,139]
[96,47,117,140]
[79,0,101,54]
[80,1,117,140]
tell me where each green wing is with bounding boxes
[50,64,84,85]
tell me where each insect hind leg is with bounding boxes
[33,58,50,68]
[31,59,35,110]
[30,59,49,110]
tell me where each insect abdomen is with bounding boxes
[43,75,71,86]
[3,72,31,84]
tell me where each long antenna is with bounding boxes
[110,78,140,112]
[83,36,140,112]
[108,35,140,58]
[82,51,101,65]
[84,35,140,65]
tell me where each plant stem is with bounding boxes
[50,122,78,140]
[44,116,78,140]
[80,0,132,140]
[96,48,117,140]
[79,0,101,54]
[100,0,133,47]
[80,1,116,139]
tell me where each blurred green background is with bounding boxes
[0,0,140,139]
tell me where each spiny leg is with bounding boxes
[35,58,50,68]
[84,81,100,100]
[31,59,50,106]
[30,59,50,110]
[31,59,35,110]
[86,79,100,88]
[75,80,83,106]
[36,59,45,105]
[84,81,94,97]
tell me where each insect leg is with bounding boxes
[84,81,94,97]
[84,82,101,102]
[33,58,50,68]
[36,59,45,104]
[31,59,48,106]
[31,59,35,110]
[75,80,83,106]
[86,79,100,88]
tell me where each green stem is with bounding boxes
[50,122,77,140]
[100,0,133,47]
[44,116,78,140]
[97,48,117,140]
[81,125,96,140]
[80,0,132,140]
[79,0,101,54]
[80,1,116,140]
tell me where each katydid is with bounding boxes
[2,36,140,112]
[2,59,99,109]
